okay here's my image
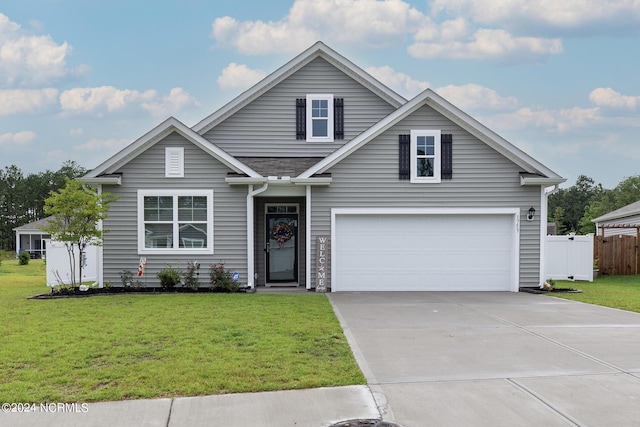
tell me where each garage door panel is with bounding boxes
[334,213,516,292]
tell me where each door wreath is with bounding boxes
[271,221,293,247]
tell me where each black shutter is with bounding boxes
[399,134,410,180]
[334,98,344,140]
[296,98,306,140]
[441,133,453,180]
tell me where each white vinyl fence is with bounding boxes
[545,234,593,281]
[45,240,99,287]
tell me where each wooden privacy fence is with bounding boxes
[594,226,640,276]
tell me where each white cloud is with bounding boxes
[409,28,562,62]
[212,0,425,54]
[0,88,58,115]
[430,0,640,33]
[142,87,200,117]
[217,63,266,90]
[487,106,601,132]
[365,65,429,97]
[0,130,36,146]
[59,86,156,114]
[0,13,85,87]
[75,138,129,152]
[59,86,198,117]
[589,87,639,110]
[435,84,518,110]
[69,128,83,136]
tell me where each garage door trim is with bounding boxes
[330,207,521,292]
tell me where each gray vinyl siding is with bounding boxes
[101,132,248,287]
[203,57,397,157]
[309,104,542,288]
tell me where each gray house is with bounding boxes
[82,42,565,292]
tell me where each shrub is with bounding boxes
[18,251,30,265]
[209,263,238,293]
[120,269,144,289]
[157,265,181,290]
[183,261,200,291]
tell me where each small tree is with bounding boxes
[41,179,117,287]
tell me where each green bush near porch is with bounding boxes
[0,260,365,402]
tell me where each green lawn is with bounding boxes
[549,275,640,313]
[0,259,365,402]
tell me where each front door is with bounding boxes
[266,205,298,283]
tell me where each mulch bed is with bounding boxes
[29,285,254,299]
[329,420,402,427]
[520,287,582,295]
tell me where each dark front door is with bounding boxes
[266,213,298,283]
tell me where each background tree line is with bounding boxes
[0,161,86,251]
[548,174,640,235]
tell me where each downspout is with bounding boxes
[247,182,269,289]
[305,185,311,290]
[96,184,104,288]
[540,184,560,287]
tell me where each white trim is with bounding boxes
[306,94,334,142]
[330,207,520,292]
[165,147,184,178]
[137,189,214,255]
[410,130,441,183]
[247,183,270,289]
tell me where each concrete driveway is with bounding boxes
[328,292,640,427]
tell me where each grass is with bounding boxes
[0,259,365,402]
[548,275,640,313]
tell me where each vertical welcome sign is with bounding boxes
[315,236,330,292]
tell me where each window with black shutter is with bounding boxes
[441,134,453,180]
[399,134,410,180]
[296,95,344,141]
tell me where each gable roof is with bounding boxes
[298,88,565,184]
[592,200,640,223]
[83,117,261,180]
[13,216,53,232]
[192,41,407,135]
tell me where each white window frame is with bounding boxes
[137,189,214,255]
[306,94,334,142]
[165,147,184,178]
[410,130,441,183]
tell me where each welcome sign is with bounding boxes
[315,236,329,292]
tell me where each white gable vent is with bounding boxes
[165,147,184,177]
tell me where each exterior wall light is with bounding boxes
[527,206,536,221]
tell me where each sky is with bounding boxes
[0,0,639,189]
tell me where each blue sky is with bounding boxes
[1,0,638,188]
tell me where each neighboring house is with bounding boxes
[592,201,640,237]
[82,42,565,292]
[13,216,52,259]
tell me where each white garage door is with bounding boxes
[333,212,517,292]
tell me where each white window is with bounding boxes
[306,94,334,142]
[411,130,441,183]
[165,147,184,178]
[137,189,213,254]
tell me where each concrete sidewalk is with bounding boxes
[329,292,640,427]
[3,385,380,427]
